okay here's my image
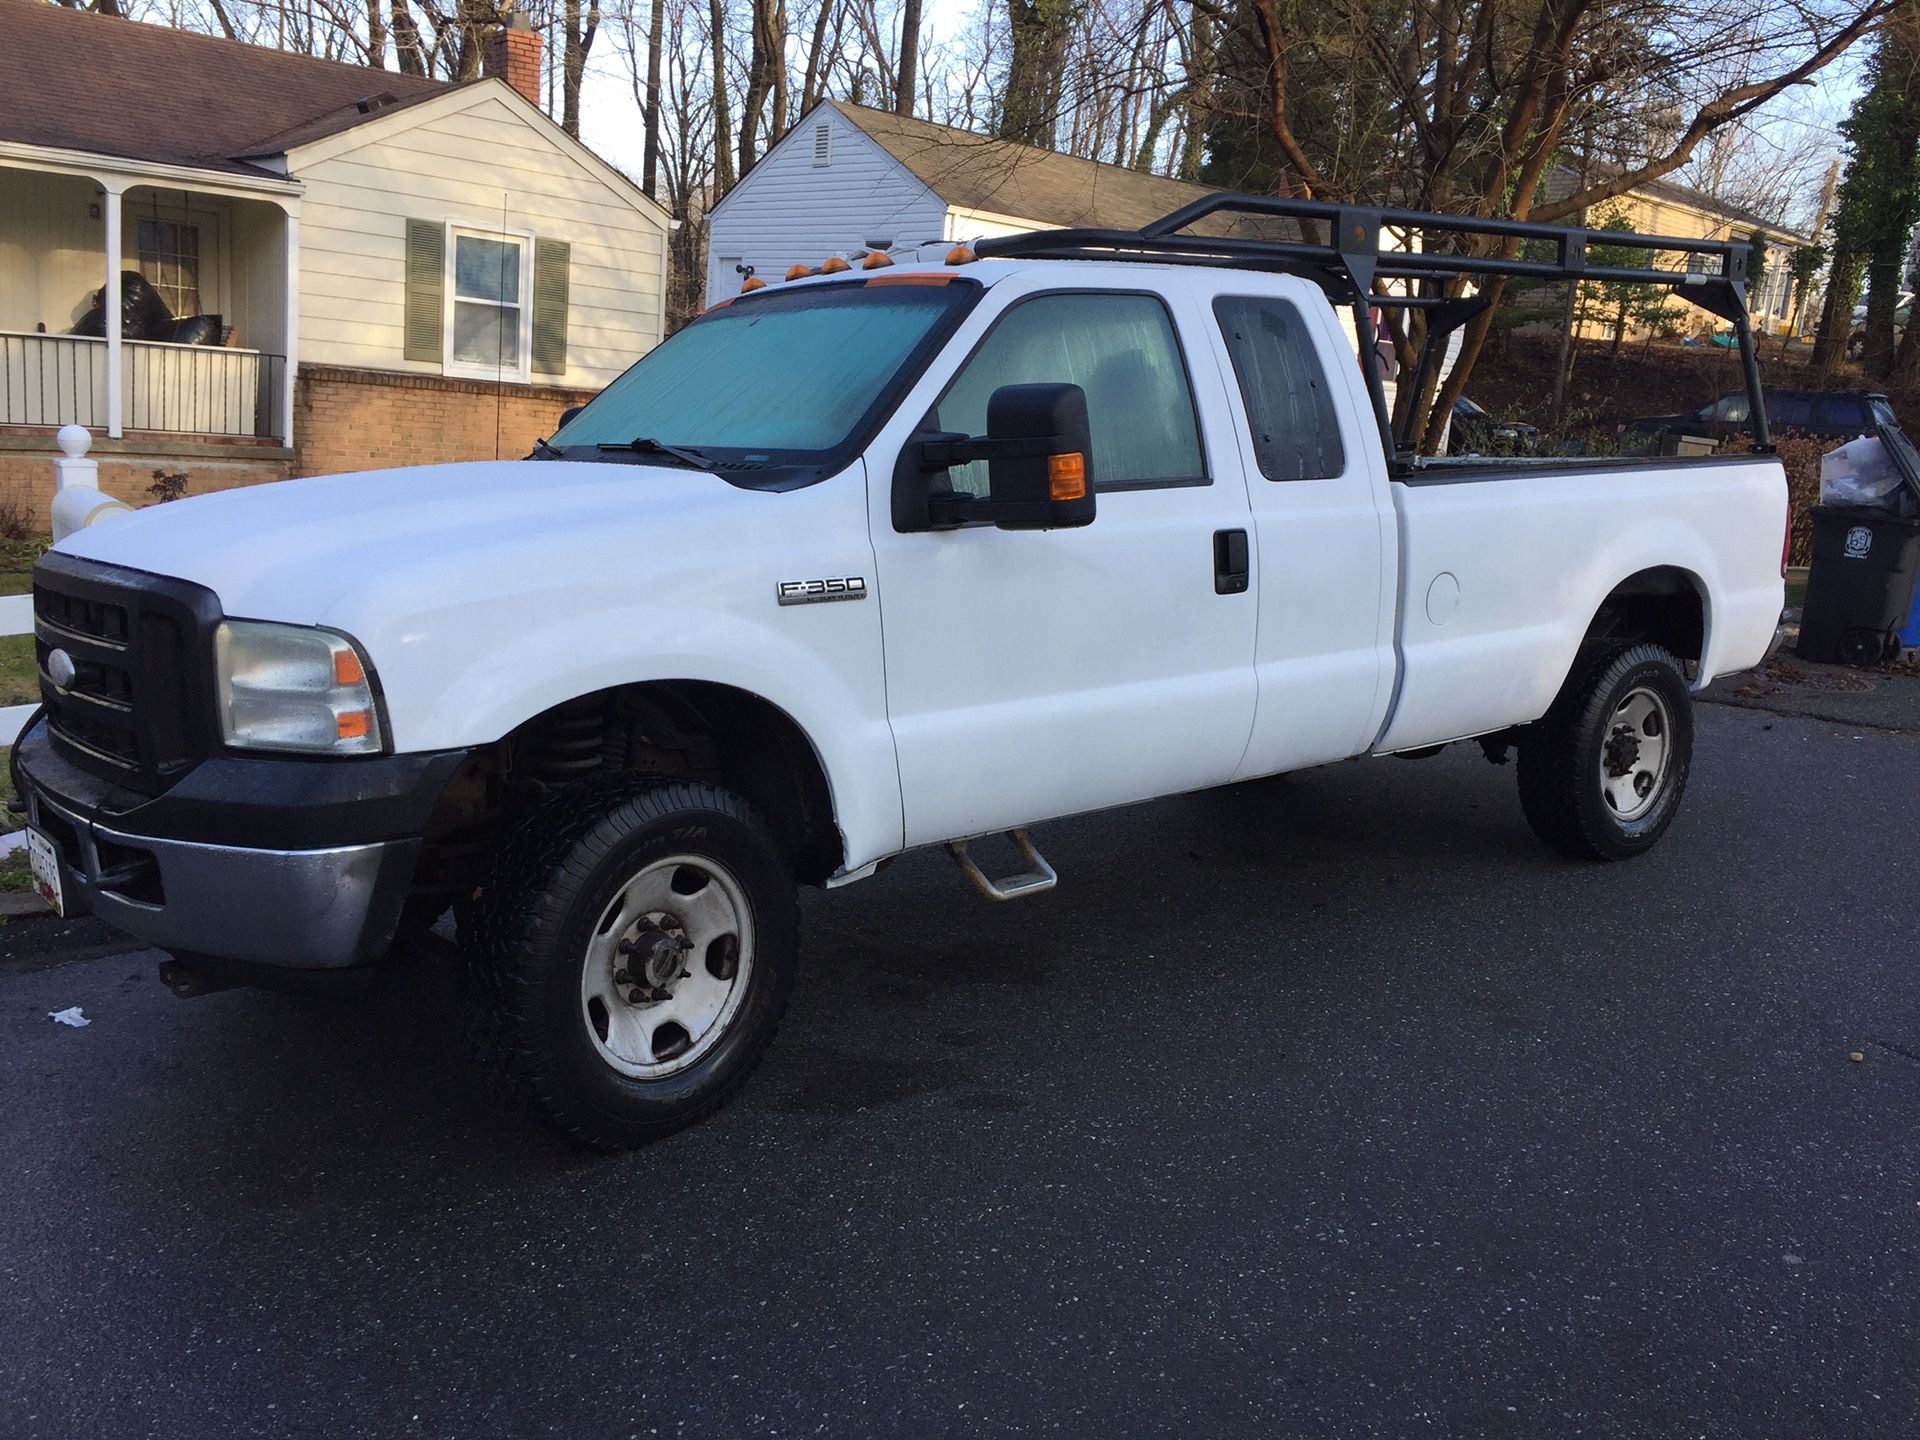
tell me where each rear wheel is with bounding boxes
[465,778,797,1148]
[1517,643,1694,862]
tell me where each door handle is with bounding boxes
[1213,528,1250,595]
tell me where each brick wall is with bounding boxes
[0,365,597,530]
[294,365,596,478]
[0,444,292,532]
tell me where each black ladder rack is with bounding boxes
[972,192,1769,467]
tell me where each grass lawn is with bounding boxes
[1785,566,1808,611]
[0,632,35,707]
[0,748,31,902]
[0,539,39,708]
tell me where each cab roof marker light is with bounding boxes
[819,256,852,274]
[861,251,896,270]
[785,264,816,281]
[740,276,767,292]
[945,245,978,265]
[867,273,961,286]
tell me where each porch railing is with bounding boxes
[0,331,286,440]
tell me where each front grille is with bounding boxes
[32,553,221,796]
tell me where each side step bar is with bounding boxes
[946,829,1058,902]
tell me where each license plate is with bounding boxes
[26,827,64,917]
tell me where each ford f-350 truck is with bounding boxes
[17,197,1788,1146]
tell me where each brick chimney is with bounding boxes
[485,10,542,109]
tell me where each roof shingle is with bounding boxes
[0,0,446,175]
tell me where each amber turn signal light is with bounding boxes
[336,710,371,741]
[945,245,977,265]
[333,649,365,686]
[819,256,852,274]
[1047,452,1087,501]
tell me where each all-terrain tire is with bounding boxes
[1516,643,1694,862]
[464,777,798,1149]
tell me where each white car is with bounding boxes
[18,198,1789,1146]
[1852,290,1914,324]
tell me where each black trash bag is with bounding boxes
[68,271,174,339]
[165,314,223,346]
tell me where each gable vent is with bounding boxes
[811,121,831,167]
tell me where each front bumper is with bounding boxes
[15,720,464,970]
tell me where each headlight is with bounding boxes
[214,620,385,755]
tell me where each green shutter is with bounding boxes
[403,219,444,363]
[531,238,571,377]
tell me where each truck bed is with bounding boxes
[1373,454,1788,753]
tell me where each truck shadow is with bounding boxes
[92,751,1579,1194]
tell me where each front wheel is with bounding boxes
[1516,643,1695,862]
[465,778,798,1148]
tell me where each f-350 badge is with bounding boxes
[777,576,868,606]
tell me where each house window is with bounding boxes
[446,226,531,381]
[138,219,201,318]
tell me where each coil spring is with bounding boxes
[520,697,605,783]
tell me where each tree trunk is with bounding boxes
[709,0,736,196]
[1810,245,1858,379]
[363,0,388,67]
[895,0,922,116]
[999,0,1077,148]
[1548,283,1577,426]
[642,0,663,196]
[561,0,601,138]
[1863,254,1904,378]
[738,0,786,178]
[391,0,427,74]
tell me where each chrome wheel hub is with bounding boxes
[1598,686,1672,823]
[580,855,754,1079]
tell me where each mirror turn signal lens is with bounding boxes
[819,256,852,274]
[945,245,977,265]
[1047,453,1087,500]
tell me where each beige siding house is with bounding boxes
[0,1,669,519]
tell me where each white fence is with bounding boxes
[0,593,36,749]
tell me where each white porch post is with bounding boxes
[101,183,123,438]
[281,206,299,448]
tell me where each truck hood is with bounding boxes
[54,459,778,622]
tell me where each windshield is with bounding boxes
[550,279,980,464]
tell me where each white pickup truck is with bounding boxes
[17,198,1788,1146]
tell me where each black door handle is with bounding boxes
[1214,528,1249,594]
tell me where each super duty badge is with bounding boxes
[777,576,869,606]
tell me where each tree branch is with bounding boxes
[1533,2,1899,224]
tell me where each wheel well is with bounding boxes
[1581,567,1706,664]
[418,682,844,900]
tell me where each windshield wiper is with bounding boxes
[596,436,715,470]
[531,436,564,459]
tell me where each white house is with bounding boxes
[704,100,1240,304]
[0,0,670,517]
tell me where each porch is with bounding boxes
[0,152,300,444]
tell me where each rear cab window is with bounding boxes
[1211,295,1346,480]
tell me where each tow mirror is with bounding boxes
[916,383,1096,531]
[558,404,585,430]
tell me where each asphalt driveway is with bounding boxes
[2,702,1916,1438]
